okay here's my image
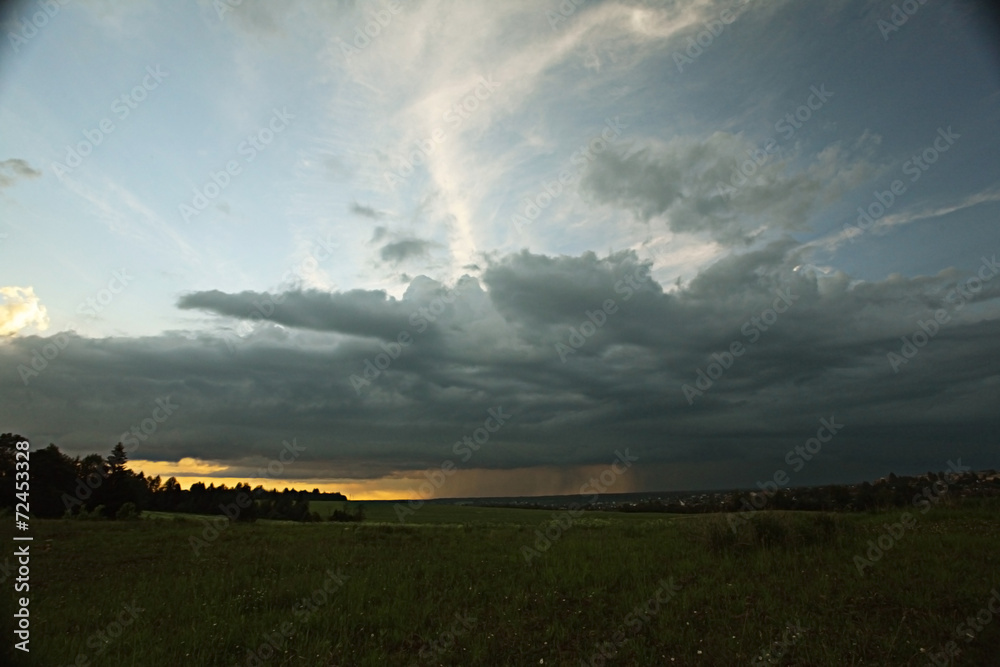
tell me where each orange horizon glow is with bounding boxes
[126,455,685,501]
[127,459,408,500]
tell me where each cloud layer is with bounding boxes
[3,246,998,491]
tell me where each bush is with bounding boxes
[116,502,141,520]
[328,502,365,522]
[700,511,851,553]
[76,504,107,520]
[753,513,789,547]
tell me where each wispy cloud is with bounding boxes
[814,183,1000,253]
[0,159,41,190]
[350,202,384,219]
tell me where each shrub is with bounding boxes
[76,504,107,520]
[328,502,366,522]
[700,511,850,553]
[753,513,788,547]
[116,502,141,520]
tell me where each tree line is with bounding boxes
[0,433,358,522]
[617,470,1000,514]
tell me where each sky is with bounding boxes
[0,0,998,500]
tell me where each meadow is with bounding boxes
[2,499,999,666]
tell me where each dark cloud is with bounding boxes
[579,133,877,244]
[3,248,999,490]
[380,238,433,264]
[0,159,41,190]
[351,202,384,219]
[177,288,416,340]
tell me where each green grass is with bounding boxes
[3,500,999,665]
[309,499,691,526]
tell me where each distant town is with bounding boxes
[457,468,1000,515]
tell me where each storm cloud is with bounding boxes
[4,246,998,490]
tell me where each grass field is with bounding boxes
[3,499,999,666]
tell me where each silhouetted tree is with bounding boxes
[0,433,28,510]
[32,444,76,518]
